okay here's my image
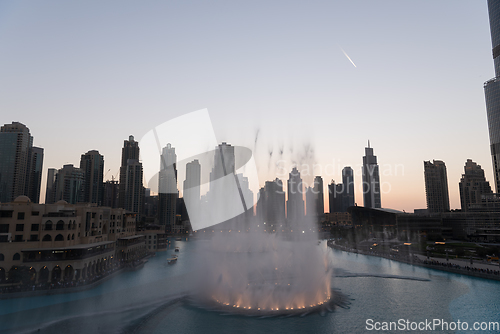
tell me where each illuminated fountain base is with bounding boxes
[193,233,349,316]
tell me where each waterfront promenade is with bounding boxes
[328,241,500,281]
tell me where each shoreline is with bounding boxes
[327,241,500,282]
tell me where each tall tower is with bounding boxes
[123,159,144,216]
[80,150,104,205]
[119,135,140,209]
[287,167,305,222]
[362,141,381,208]
[342,166,355,210]
[459,159,493,212]
[313,176,324,217]
[485,0,500,193]
[0,122,33,203]
[26,146,44,203]
[45,168,58,204]
[54,164,85,204]
[183,159,201,219]
[158,143,177,232]
[424,160,450,213]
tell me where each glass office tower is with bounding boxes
[485,0,500,192]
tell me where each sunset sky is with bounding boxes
[0,1,494,212]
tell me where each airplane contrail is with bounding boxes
[340,47,357,68]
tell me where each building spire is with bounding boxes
[368,139,370,148]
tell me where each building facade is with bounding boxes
[0,122,43,204]
[158,143,177,232]
[80,150,104,205]
[459,159,493,212]
[287,167,305,223]
[0,196,145,285]
[424,160,450,213]
[119,136,140,210]
[362,142,381,208]
[485,0,500,193]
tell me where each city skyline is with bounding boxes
[0,1,495,212]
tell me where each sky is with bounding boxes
[0,0,495,212]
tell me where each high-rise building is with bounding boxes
[341,167,355,210]
[287,167,305,222]
[328,180,343,213]
[0,122,41,203]
[123,159,144,216]
[362,142,381,208]
[54,164,85,204]
[257,178,286,232]
[158,143,177,232]
[183,159,201,219]
[45,168,58,204]
[119,136,140,209]
[26,146,44,203]
[459,159,493,212]
[424,160,450,213]
[80,150,104,205]
[485,0,500,193]
[313,176,324,217]
[103,180,119,208]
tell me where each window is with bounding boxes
[31,224,39,231]
[92,212,96,218]
[31,211,39,216]
[0,210,13,218]
[56,221,64,230]
[16,224,24,232]
[0,254,3,261]
[45,221,53,231]
[0,224,9,233]
[30,235,39,242]
[14,235,23,242]
[17,212,25,220]
[55,234,64,241]
[13,253,20,261]
[42,234,52,241]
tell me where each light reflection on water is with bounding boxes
[0,240,498,334]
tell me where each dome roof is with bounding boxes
[55,200,68,205]
[13,195,31,203]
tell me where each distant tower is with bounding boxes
[424,160,450,213]
[313,176,324,217]
[80,150,104,204]
[0,122,36,203]
[287,167,305,222]
[362,141,381,208]
[158,143,177,232]
[119,135,140,209]
[183,159,201,219]
[484,0,500,192]
[459,159,493,212]
[26,146,44,203]
[123,159,144,217]
[342,166,355,211]
[328,180,343,213]
[54,164,85,204]
[45,168,58,204]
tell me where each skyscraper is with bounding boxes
[287,167,305,222]
[26,146,44,203]
[342,167,355,210]
[123,159,144,216]
[119,135,140,209]
[424,160,450,213]
[328,180,343,213]
[0,122,43,203]
[158,143,177,232]
[45,168,58,204]
[485,0,500,193]
[54,164,85,204]
[362,142,381,208]
[80,150,104,205]
[183,159,201,219]
[313,176,324,217]
[459,159,493,212]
